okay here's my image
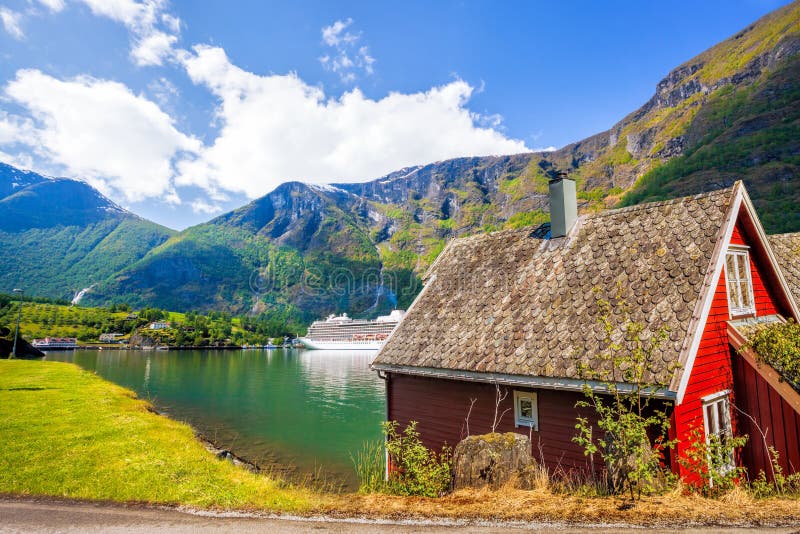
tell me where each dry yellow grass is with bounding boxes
[319,484,800,527]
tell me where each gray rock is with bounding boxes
[452,432,532,490]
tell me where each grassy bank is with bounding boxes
[0,360,311,510]
[2,359,800,526]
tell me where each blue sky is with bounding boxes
[0,0,791,229]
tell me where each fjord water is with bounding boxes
[46,349,385,487]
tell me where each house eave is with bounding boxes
[673,183,743,403]
[371,363,677,400]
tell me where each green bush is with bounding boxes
[678,427,748,497]
[748,446,800,498]
[383,421,452,497]
[744,319,800,391]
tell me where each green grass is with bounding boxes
[0,301,136,341]
[504,209,549,230]
[350,440,386,494]
[0,360,312,510]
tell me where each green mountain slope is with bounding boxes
[84,182,394,320]
[0,165,175,301]
[544,0,800,231]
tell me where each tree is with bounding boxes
[573,286,676,501]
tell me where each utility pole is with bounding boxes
[11,288,23,359]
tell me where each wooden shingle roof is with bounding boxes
[769,232,800,305]
[374,184,739,390]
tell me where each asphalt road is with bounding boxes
[1,497,797,533]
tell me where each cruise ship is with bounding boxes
[299,310,406,350]
[32,337,78,350]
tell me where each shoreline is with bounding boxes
[5,360,800,528]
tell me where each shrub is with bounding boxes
[748,446,800,498]
[573,287,676,501]
[677,426,748,497]
[383,421,452,497]
[743,319,800,391]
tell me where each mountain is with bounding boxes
[542,0,800,233]
[16,2,800,318]
[0,163,175,301]
[82,182,401,320]
[83,156,548,317]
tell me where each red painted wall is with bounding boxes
[387,373,605,473]
[672,219,784,480]
[733,351,800,480]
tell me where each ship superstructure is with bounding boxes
[299,310,405,350]
[32,337,78,350]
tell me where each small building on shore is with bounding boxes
[148,321,171,330]
[99,333,124,343]
[372,178,800,483]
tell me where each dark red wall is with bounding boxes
[388,372,607,473]
[733,350,800,480]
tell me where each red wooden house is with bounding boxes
[372,179,800,482]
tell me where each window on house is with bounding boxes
[703,391,735,474]
[513,390,538,430]
[725,248,755,317]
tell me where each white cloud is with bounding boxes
[78,0,180,66]
[1,69,200,201]
[190,198,222,215]
[78,0,145,25]
[131,30,177,66]
[175,45,528,199]
[533,146,558,153]
[473,112,503,129]
[0,111,36,145]
[0,7,24,39]
[0,149,35,169]
[35,0,66,13]
[319,18,375,83]
[0,6,531,207]
[321,18,356,46]
[161,12,179,33]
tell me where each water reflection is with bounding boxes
[46,348,385,487]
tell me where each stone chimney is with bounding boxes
[548,174,577,238]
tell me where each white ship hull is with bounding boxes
[298,338,383,350]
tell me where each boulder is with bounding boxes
[452,432,532,490]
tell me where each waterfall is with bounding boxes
[71,285,94,305]
[365,245,397,315]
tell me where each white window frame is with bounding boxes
[513,390,538,430]
[725,247,755,317]
[702,390,735,475]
